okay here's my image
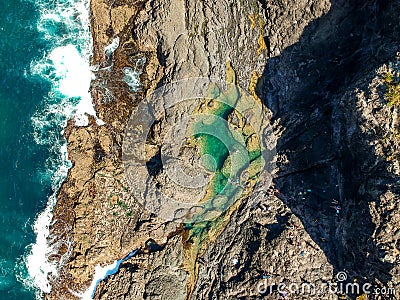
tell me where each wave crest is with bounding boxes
[19,0,103,297]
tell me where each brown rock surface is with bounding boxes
[44,0,400,299]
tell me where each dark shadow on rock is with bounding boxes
[257,0,400,294]
[94,141,106,163]
[265,213,290,242]
[146,151,163,178]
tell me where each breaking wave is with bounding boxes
[17,0,103,297]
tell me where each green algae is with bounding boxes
[185,61,263,223]
[180,62,274,298]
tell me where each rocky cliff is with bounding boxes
[45,0,400,299]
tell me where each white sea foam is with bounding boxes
[48,45,93,98]
[24,197,62,294]
[20,0,104,296]
[123,58,146,91]
[31,44,101,127]
[75,249,139,299]
[32,0,103,126]
[123,67,141,91]
[105,36,120,56]
[18,140,72,297]
[79,260,121,300]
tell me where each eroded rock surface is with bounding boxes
[45,0,400,299]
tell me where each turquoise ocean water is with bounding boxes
[0,0,97,298]
[0,1,46,298]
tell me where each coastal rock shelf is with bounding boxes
[45,0,400,299]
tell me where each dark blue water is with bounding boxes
[0,0,51,299]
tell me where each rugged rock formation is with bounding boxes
[45,0,400,299]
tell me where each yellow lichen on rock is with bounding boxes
[248,14,257,30]
[356,294,368,300]
[226,60,237,85]
[257,33,267,55]
[249,70,263,102]
[248,14,267,56]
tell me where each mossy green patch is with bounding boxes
[185,61,263,221]
[383,71,400,107]
[182,61,269,297]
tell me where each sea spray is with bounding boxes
[19,0,103,296]
[123,57,146,91]
[76,249,140,300]
[104,36,120,57]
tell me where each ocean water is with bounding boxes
[0,0,98,299]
